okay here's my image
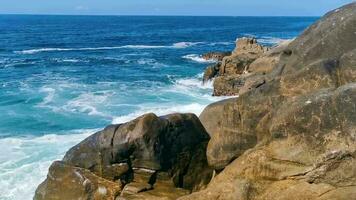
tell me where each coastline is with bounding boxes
[33,2,356,200]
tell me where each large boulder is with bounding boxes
[184,83,356,200]
[185,2,356,200]
[35,113,213,200]
[279,3,356,97]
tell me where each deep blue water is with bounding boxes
[0,15,317,199]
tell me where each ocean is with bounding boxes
[0,15,317,200]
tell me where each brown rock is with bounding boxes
[279,3,356,97]
[34,161,122,200]
[182,3,356,200]
[35,113,213,200]
[202,52,231,62]
[219,37,268,76]
[213,75,243,96]
[203,64,220,83]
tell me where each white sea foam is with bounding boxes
[174,75,213,90]
[257,37,290,45]
[112,73,229,124]
[52,58,84,63]
[64,92,113,117]
[15,42,202,55]
[0,130,96,200]
[112,103,207,124]
[208,41,234,46]
[182,54,216,63]
[172,42,203,48]
[136,58,166,67]
[38,87,56,107]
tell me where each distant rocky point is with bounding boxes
[35,2,356,200]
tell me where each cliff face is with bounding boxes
[35,2,356,200]
[186,2,356,199]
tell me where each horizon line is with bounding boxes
[0,13,321,18]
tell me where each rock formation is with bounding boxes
[184,2,356,200]
[35,2,356,200]
[35,113,213,200]
[202,52,231,62]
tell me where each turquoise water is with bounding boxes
[0,15,317,199]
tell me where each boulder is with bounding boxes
[233,37,268,56]
[213,39,291,96]
[203,80,284,169]
[202,51,231,62]
[183,2,356,199]
[213,75,243,96]
[202,64,220,83]
[184,83,356,200]
[279,3,356,97]
[34,161,122,200]
[35,113,213,200]
[202,0,356,172]
[247,40,292,74]
[219,37,269,76]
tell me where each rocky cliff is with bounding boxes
[35,2,356,200]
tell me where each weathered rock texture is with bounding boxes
[35,113,213,200]
[202,33,293,96]
[185,2,356,200]
[202,52,231,62]
[35,2,356,200]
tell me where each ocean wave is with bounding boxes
[112,103,207,124]
[37,87,56,107]
[182,54,216,63]
[15,42,202,55]
[52,58,86,63]
[0,129,96,200]
[136,58,167,68]
[257,37,291,45]
[172,42,203,48]
[174,74,213,90]
[63,91,114,118]
[208,41,234,46]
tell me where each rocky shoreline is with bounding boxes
[35,3,356,200]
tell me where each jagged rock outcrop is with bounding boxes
[202,38,270,87]
[184,2,356,200]
[212,38,291,96]
[203,64,220,83]
[35,113,213,200]
[219,37,269,76]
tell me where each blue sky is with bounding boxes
[0,0,354,16]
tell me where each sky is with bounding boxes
[0,0,354,16]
